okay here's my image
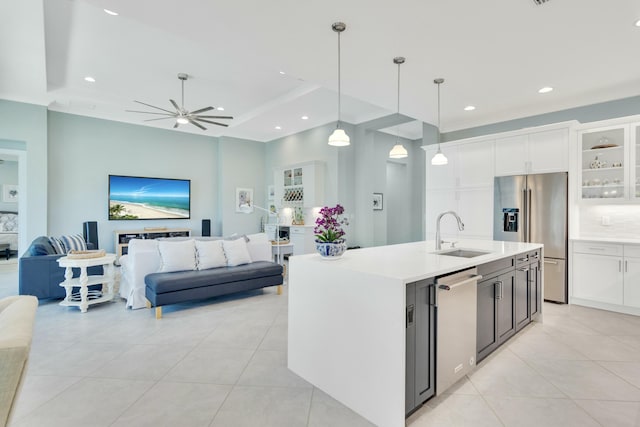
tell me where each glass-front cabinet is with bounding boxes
[578,121,640,202]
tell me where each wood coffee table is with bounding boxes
[57,253,116,313]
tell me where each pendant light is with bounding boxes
[389,57,408,159]
[328,22,350,146]
[431,78,448,166]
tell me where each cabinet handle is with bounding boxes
[494,281,503,300]
[517,257,529,262]
[544,260,558,265]
[517,267,529,272]
[588,247,606,251]
[626,260,628,273]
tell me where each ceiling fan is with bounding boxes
[126,73,233,130]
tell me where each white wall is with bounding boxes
[47,112,219,251]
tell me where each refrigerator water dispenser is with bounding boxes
[502,208,519,232]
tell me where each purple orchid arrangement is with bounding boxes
[314,204,349,242]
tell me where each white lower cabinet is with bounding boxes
[572,252,623,305]
[290,226,315,256]
[572,240,640,313]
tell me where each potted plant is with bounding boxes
[314,204,349,258]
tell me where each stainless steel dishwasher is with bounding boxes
[436,267,482,394]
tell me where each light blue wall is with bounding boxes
[47,112,220,251]
[0,99,47,252]
[0,161,19,212]
[442,95,640,142]
[218,136,266,236]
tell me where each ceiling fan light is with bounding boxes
[328,128,350,146]
[389,144,408,159]
[431,148,448,165]
[176,117,189,125]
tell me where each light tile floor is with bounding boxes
[5,265,640,426]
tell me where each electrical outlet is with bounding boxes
[602,216,611,226]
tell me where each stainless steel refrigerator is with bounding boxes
[493,172,568,303]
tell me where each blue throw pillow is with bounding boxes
[28,236,57,256]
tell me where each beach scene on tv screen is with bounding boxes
[109,176,190,220]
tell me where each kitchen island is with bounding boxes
[288,239,543,427]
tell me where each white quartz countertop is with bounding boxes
[293,239,542,283]
[572,236,640,245]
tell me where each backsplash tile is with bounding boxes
[579,205,640,239]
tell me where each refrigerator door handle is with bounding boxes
[527,188,532,243]
[522,188,528,242]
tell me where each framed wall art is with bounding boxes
[373,193,383,211]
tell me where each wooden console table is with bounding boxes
[57,254,116,313]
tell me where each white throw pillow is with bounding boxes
[222,238,252,267]
[195,240,227,270]
[158,239,196,272]
[246,233,272,262]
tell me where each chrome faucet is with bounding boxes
[435,211,465,250]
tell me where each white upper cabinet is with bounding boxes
[274,161,325,208]
[495,135,528,176]
[528,128,570,174]
[495,128,569,176]
[457,141,494,187]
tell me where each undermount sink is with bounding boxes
[436,249,491,258]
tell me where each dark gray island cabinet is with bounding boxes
[477,248,542,363]
[406,248,543,416]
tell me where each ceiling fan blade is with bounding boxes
[195,115,234,119]
[134,100,176,114]
[188,119,207,130]
[173,122,179,128]
[126,110,175,116]
[143,117,174,122]
[189,106,214,115]
[170,99,180,110]
[193,117,229,127]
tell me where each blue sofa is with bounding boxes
[19,237,101,299]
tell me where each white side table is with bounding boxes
[271,243,294,265]
[57,254,117,313]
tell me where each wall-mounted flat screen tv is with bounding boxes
[108,175,191,220]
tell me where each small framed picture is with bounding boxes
[236,188,254,213]
[373,193,383,211]
[268,185,275,200]
[2,185,18,203]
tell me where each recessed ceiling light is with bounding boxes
[84,76,96,83]
[275,126,282,130]
[635,19,640,27]
[216,107,224,111]
[103,8,118,16]
[463,105,476,111]
[538,86,553,93]
[279,71,286,75]
[301,115,309,120]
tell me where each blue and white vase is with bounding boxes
[315,240,347,258]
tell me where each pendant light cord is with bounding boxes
[396,61,401,143]
[437,80,441,148]
[181,78,185,109]
[337,30,342,128]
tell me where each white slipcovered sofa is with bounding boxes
[0,295,38,427]
[119,233,281,314]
